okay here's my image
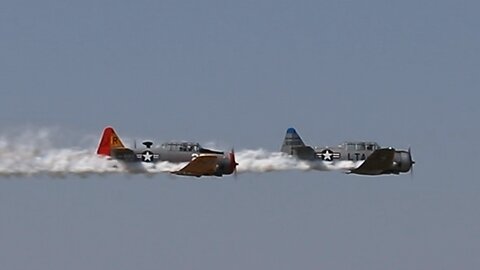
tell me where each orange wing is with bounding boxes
[173,155,218,177]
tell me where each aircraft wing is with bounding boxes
[173,155,218,177]
[350,148,395,175]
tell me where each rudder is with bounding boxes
[280,128,306,154]
[97,127,125,156]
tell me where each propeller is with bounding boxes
[408,147,415,179]
[229,148,239,178]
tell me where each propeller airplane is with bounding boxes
[97,127,237,177]
[281,128,415,176]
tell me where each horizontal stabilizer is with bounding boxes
[292,146,316,160]
[110,148,137,162]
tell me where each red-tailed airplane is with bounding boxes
[97,127,237,177]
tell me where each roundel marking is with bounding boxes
[321,149,334,161]
[142,150,154,162]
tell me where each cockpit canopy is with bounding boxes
[160,142,201,152]
[341,142,380,151]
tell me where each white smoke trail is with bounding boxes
[0,128,362,177]
[0,131,187,177]
[0,128,116,177]
[235,149,363,173]
[235,149,311,173]
[306,159,364,172]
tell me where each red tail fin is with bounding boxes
[97,127,125,156]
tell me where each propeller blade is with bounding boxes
[230,148,238,179]
[408,147,415,179]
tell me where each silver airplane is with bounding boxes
[280,128,415,175]
[97,127,238,177]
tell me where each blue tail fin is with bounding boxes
[281,128,317,160]
[281,128,306,154]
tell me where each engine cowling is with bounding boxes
[214,150,238,176]
[390,150,413,174]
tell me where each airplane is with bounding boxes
[280,128,415,175]
[96,127,238,177]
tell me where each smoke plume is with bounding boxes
[0,128,360,177]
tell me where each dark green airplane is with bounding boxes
[281,128,414,175]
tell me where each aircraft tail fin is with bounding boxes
[97,126,125,156]
[281,128,306,154]
[281,128,317,160]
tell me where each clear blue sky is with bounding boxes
[1,0,479,269]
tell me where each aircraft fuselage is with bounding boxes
[281,128,414,175]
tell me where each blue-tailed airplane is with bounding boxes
[281,128,414,175]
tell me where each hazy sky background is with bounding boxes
[1,0,479,269]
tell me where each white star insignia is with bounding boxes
[322,150,333,161]
[142,151,153,162]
